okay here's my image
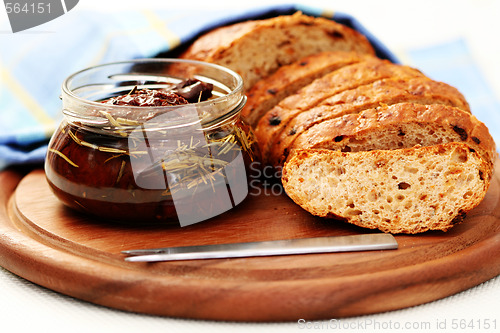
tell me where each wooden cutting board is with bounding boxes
[0,165,499,322]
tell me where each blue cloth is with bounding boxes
[0,3,497,170]
[405,38,500,146]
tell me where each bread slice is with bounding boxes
[292,103,497,172]
[267,77,471,166]
[242,51,375,126]
[254,60,428,162]
[282,143,491,234]
[179,12,375,90]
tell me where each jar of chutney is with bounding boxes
[45,59,258,226]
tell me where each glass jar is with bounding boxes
[45,59,258,226]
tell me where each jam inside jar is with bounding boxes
[45,59,258,226]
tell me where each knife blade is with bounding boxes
[122,233,398,262]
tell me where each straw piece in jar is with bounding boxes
[49,148,79,168]
[99,110,122,127]
[115,160,126,184]
[116,117,141,126]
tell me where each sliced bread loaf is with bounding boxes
[255,61,428,162]
[242,51,374,126]
[292,103,497,172]
[282,143,491,234]
[179,12,375,90]
[268,77,471,166]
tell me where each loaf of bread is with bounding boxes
[179,12,375,90]
[241,51,375,126]
[264,77,471,166]
[181,12,497,234]
[282,143,491,233]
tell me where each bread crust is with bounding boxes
[254,60,428,163]
[242,51,375,126]
[282,143,491,234]
[292,102,497,174]
[180,12,375,90]
[268,77,471,167]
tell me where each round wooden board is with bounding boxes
[0,165,499,322]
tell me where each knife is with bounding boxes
[122,233,398,262]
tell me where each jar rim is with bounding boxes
[62,58,244,109]
[60,58,245,131]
